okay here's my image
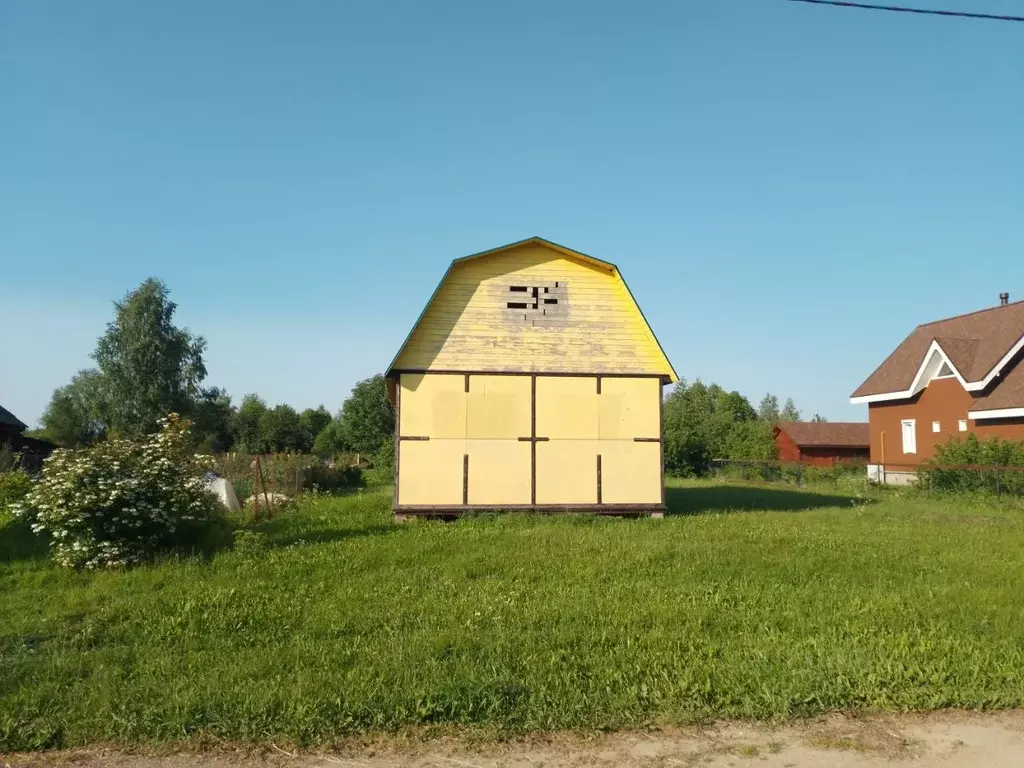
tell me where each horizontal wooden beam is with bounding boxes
[394,504,666,515]
[392,369,670,382]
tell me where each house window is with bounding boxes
[935,361,955,379]
[959,419,968,432]
[932,421,941,433]
[901,419,916,454]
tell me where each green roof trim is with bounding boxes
[450,236,617,272]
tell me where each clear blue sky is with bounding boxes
[2,0,1022,427]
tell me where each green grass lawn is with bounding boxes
[3,480,1024,750]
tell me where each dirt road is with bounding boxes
[7,711,1024,767]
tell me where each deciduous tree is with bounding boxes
[93,279,207,437]
[757,394,781,423]
[259,404,305,453]
[38,369,108,447]
[232,394,267,452]
[299,407,332,451]
[780,398,801,422]
[337,375,394,456]
[191,387,236,453]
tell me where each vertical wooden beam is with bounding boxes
[596,376,602,395]
[252,457,261,521]
[596,454,602,505]
[464,373,470,392]
[256,455,274,517]
[659,380,666,509]
[463,453,469,505]
[530,374,537,506]
[393,377,401,512]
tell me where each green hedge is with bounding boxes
[713,461,866,488]
[921,435,1024,495]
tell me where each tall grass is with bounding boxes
[3,481,1024,750]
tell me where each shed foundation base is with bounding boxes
[394,504,665,519]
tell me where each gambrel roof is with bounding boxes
[386,237,678,382]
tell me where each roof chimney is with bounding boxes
[999,292,1010,306]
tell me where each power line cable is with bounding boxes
[787,0,1024,22]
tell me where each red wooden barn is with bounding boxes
[773,422,870,466]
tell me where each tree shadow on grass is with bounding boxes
[252,515,395,549]
[0,519,50,564]
[666,484,870,516]
[0,511,395,567]
[265,525,396,549]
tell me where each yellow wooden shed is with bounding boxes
[386,237,678,517]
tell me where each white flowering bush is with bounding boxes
[14,414,220,569]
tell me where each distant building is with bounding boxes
[0,405,55,472]
[385,237,677,517]
[851,294,1024,481]
[773,422,869,466]
[0,405,28,445]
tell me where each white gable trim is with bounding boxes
[850,333,1024,405]
[970,407,1024,420]
[970,334,1024,392]
[850,341,968,404]
[906,341,971,393]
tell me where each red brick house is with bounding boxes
[773,422,870,466]
[851,295,1024,479]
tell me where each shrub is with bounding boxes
[786,461,867,489]
[305,462,362,493]
[0,470,33,524]
[922,435,1024,495]
[664,436,712,478]
[311,419,346,458]
[362,442,394,487]
[232,476,253,504]
[14,414,221,569]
